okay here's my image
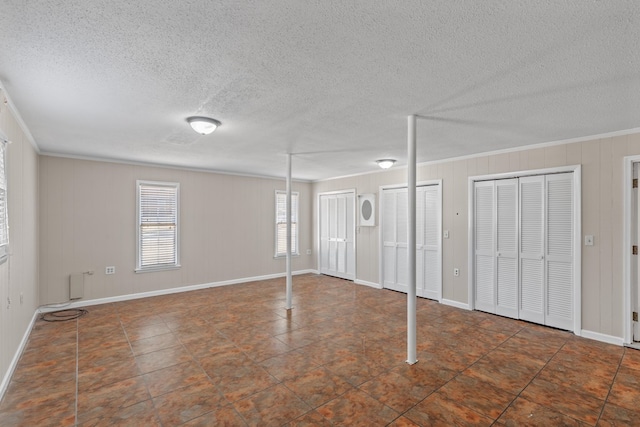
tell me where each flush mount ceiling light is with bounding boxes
[187,116,221,135]
[376,159,396,169]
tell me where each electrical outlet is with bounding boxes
[454,268,460,277]
[105,266,115,275]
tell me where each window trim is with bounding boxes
[0,133,8,265]
[274,190,300,258]
[136,180,180,273]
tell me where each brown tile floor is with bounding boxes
[2,274,640,426]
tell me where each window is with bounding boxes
[0,137,8,263]
[275,191,299,257]
[136,180,180,272]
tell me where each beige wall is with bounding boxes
[0,103,39,389]
[39,156,314,303]
[313,132,640,339]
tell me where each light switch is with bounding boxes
[584,235,594,246]
[444,230,450,239]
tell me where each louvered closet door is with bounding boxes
[319,193,356,280]
[383,185,442,298]
[328,196,338,272]
[345,192,356,279]
[382,190,399,290]
[420,185,441,300]
[336,195,347,274]
[395,190,409,292]
[416,189,426,296]
[495,179,519,318]
[382,188,409,293]
[319,195,330,275]
[545,173,573,330]
[336,193,355,280]
[474,181,496,313]
[519,176,545,325]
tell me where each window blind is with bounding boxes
[137,181,179,270]
[275,191,299,256]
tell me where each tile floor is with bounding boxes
[1,274,640,426]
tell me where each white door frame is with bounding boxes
[467,165,582,334]
[317,189,357,280]
[623,156,640,344]
[379,180,443,301]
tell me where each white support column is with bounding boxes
[285,153,293,310]
[407,114,418,365]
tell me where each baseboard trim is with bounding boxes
[580,330,625,346]
[441,299,470,310]
[39,269,319,313]
[354,279,382,289]
[0,310,39,401]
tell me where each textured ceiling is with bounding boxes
[1,1,639,181]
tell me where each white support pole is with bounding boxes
[285,153,293,310]
[407,115,418,365]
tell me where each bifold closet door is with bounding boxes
[519,176,545,324]
[544,173,574,330]
[320,195,330,275]
[474,179,518,317]
[319,193,355,280]
[474,181,496,313]
[382,189,409,293]
[495,179,519,318]
[417,185,442,300]
[475,174,574,330]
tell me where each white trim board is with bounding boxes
[580,330,625,347]
[0,310,39,401]
[314,128,640,184]
[441,299,470,310]
[40,152,313,183]
[0,81,39,153]
[354,279,382,289]
[39,269,318,313]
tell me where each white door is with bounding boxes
[544,173,574,330]
[474,181,496,313]
[496,179,519,319]
[473,179,518,318]
[418,185,442,300]
[474,173,575,330]
[382,185,441,300]
[519,175,545,324]
[319,192,356,280]
[382,188,409,293]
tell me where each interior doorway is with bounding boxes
[624,157,640,347]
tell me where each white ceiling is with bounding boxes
[1,1,639,181]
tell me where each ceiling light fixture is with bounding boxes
[376,159,396,169]
[187,116,221,135]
